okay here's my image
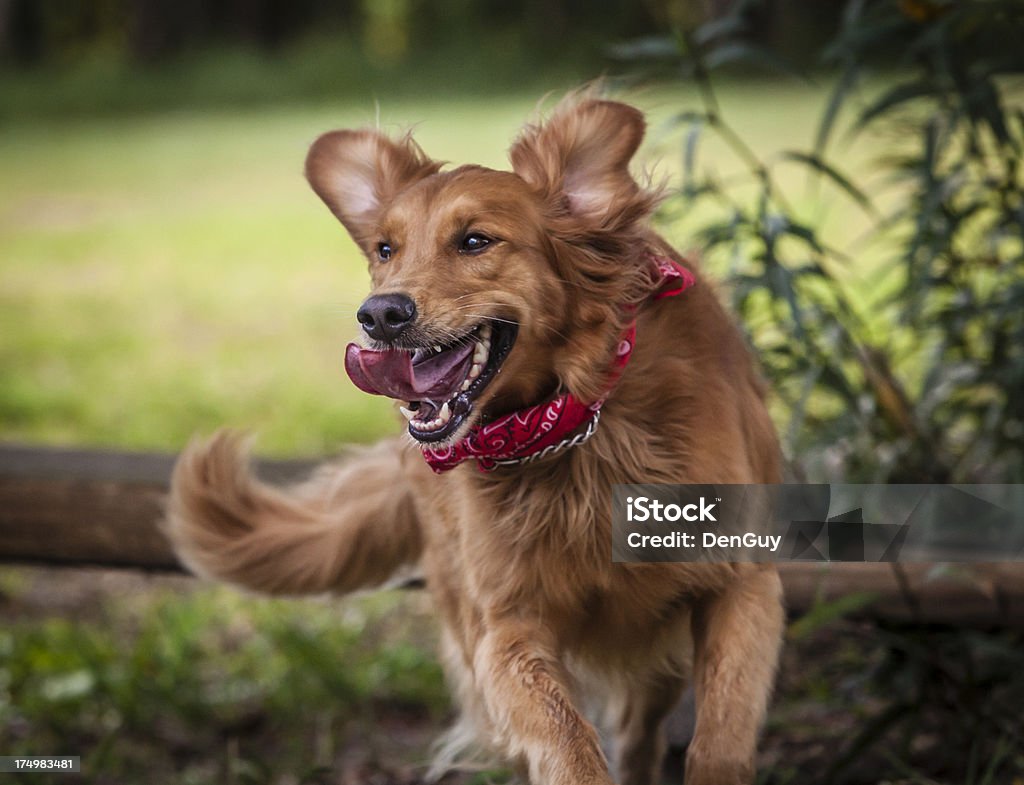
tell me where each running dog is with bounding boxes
[167,95,784,785]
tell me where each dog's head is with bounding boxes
[306,98,659,445]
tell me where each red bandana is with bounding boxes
[422,255,696,473]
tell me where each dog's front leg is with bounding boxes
[685,566,784,785]
[474,620,613,785]
[615,669,688,785]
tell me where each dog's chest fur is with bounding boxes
[410,423,737,680]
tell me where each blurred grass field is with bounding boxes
[0,80,872,457]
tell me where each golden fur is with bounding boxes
[166,96,784,785]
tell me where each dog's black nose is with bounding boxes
[357,293,417,341]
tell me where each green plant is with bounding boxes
[618,0,1024,483]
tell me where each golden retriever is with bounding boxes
[166,95,784,785]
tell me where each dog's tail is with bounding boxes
[165,431,422,596]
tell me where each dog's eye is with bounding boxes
[459,234,492,254]
[376,242,393,262]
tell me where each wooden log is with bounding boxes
[781,561,1024,627]
[1,444,1022,626]
[0,445,177,572]
[0,444,315,572]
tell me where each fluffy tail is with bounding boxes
[165,430,422,595]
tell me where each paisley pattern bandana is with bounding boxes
[422,256,696,473]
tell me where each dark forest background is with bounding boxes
[0,0,844,117]
[0,0,838,66]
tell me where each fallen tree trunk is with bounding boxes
[0,443,314,572]
[1,444,1022,626]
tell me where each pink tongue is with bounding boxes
[345,341,476,401]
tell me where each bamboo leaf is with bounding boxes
[780,151,877,217]
[704,42,805,80]
[964,77,1013,148]
[693,14,748,47]
[683,118,703,187]
[854,79,937,132]
[815,64,861,156]
[606,36,680,62]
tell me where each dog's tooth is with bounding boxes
[434,345,442,353]
[419,415,438,430]
[473,344,488,364]
[399,406,415,421]
[469,363,481,380]
[439,402,451,423]
[480,323,491,340]
[461,378,472,391]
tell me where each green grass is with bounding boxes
[1,82,878,456]
[0,574,447,785]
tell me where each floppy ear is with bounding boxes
[305,129,441,243]
[509,99,649,227]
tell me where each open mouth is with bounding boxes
[345,321,518,443]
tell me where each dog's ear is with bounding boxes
[509,99,648,227]
[305,130,440,242]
